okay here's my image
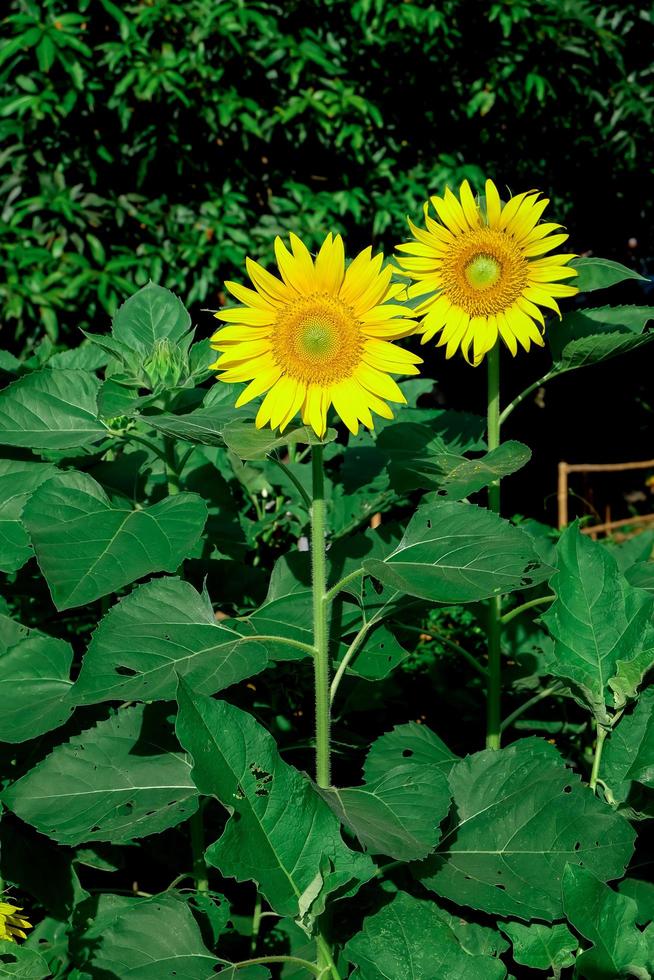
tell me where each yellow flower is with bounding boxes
[396,179,579,366]
[0,901,32,942]
[210,233,420,437]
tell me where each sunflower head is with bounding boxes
[396,179,579,366]
[0,901,32,943]
[210,233,421,438]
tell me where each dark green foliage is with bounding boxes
[2,0,653,346]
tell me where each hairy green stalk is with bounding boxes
[486,344,502,750]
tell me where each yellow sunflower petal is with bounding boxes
[484,179,502,227]
[235,365,283,407]
[315,233,345,294]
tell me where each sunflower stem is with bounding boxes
[589,723,608,794]
[486,344,503,750]
[310,443,339,974]
[311,443,331,787]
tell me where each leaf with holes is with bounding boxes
[22,471,207,609]
[363,722,460,781]
[0,942,50,979]
[541,524,654,724]
[79,892,221,978]
[2,704,197,845]
[364,499,548,603]
[415,737,635,920]
[74,577,267,704]
[175,680,373,922]
[0,369,106,450]
[0,459,58,573]
[344,891,507,980]
[0,632,73,743]
[562,865,650,980]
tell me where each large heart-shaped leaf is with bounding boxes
[74,577,267,703]
[0,459,57,573]
[3,704,197,845]
[344,891,507,980]
[175,681,373,922]
[562,865,650,979]
[0,632,73,742]
[364,499,547,603]
[0,369,106,450]
[22,471,207,609]
[541,524,654,723]
[79,893,221,979]
[416,737,635,920]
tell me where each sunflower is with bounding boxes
[396,179,578,365]
[0,901,32,942]
[210,233,420,437]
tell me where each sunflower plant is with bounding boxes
[0,186,653,979]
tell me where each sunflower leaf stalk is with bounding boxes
[485,343,503,750]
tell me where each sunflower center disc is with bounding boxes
[300,319,336,359]
[465,254,502,290]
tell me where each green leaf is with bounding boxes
[548,306,654,373]
[344,891,507,979]
[111,282,192,356]
[499,921,577,975]
[378,422,530,496]
[541,524,654,723]
[3,704,197,845]
[570,257,647,291]
[80,893,221,978]
[0,942,50,979]
[318,760,451,860]
[562,864,650,979]
[0,632,73,742]
[144,385,250,445]
[364,500,547,603]
[617,878,654,926]
[602,688,654,803]
[626,561,654,593]
[0,459,57,573]
[74,577,267,703]
[416,737,635,920]
[22,471,207,609]
[605,531,654,572]
[175,681,373,921]
[222,420,336,460]
[0,369,106,450]
[363,722,460,781]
